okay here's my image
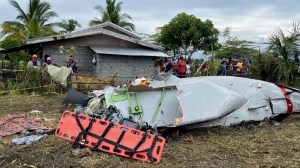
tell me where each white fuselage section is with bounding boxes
[102,75,300,128]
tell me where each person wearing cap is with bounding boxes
[45,56,59,67]
[27,54,42,68]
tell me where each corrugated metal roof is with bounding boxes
[90,46,169,57]
[25,23,164,51]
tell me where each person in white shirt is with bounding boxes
[186,61,191,77]
[27,54,42,68]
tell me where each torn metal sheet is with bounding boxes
[97,75,300,129]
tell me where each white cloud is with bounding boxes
[1,0,300,43]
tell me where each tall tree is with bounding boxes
[268,22,300,64]
[89,0,135,31]
[1,0,59,40]
[155,13,219,60]
[216,38,258,59]
[268,22,300,83]
[58,19,81,34]
[222,27,231,42]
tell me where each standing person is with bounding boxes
[221,61,227,75]
[45,57,59,67]
[158,60,165,73]
[171,57,178,76]
[27,54,42,68]
[236,59,243,75]
[164,58,172,73]
[177,57,186,78]
[186,61,191,77]
[67,55,77,73]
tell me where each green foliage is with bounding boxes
[249,53,285,83]
[155,12,220,60]
[268,24,299,64]
[0,34,23,49]
[89,0,135,31]
[192,59,221,76]
[267,22,300,83]
[0,35,30,63]
[294,77,300,88]
[216,38,259,59]
[18,61,26,70]
[59,46,76,66]
[1,0,59,40]
[58,19,81,34]
[3,67,57,95]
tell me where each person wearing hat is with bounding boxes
[45,56,59,67]
[27,54,42,68]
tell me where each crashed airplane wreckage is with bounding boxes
[56,74,300,163]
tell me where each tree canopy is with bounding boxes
[58,19,81,34]
[89,0,135,31]
[1,0,59,40]
[268,22,300,64]
[216,38,259,59]
[155,13,219,59]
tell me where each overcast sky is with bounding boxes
[0,0,300,44]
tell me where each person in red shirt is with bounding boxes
[178,57,186,78]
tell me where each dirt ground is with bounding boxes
[1,95,300,168]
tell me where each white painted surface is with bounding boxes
[102,75,300,128]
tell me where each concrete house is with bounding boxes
[24,22,168,84]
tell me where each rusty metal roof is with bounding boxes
[90,46,169,57]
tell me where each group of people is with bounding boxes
[27,54,78,73]
[156,57,192,78]
[219,59,248,76]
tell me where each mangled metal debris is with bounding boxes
[56,74,300,163]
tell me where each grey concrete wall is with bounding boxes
[41,34,158,83]
[93,55,157,85]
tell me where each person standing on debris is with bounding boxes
[67,55,77,73]
[177,57,186,78]
[27,54,42,68]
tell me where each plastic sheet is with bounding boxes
[12,134,48,145]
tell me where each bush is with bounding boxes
[294,77,300,88]
[250,53,285,83]
[0,67,61,95]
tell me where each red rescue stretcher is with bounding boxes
[55,111,165,163]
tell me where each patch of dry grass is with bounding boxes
[0,95,300,168]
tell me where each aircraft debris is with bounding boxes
[56,74,300,163]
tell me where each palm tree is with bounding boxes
[89,0,135,31]
[1,0,59,40]
[268,22,300,83]
[58,19,81,34]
